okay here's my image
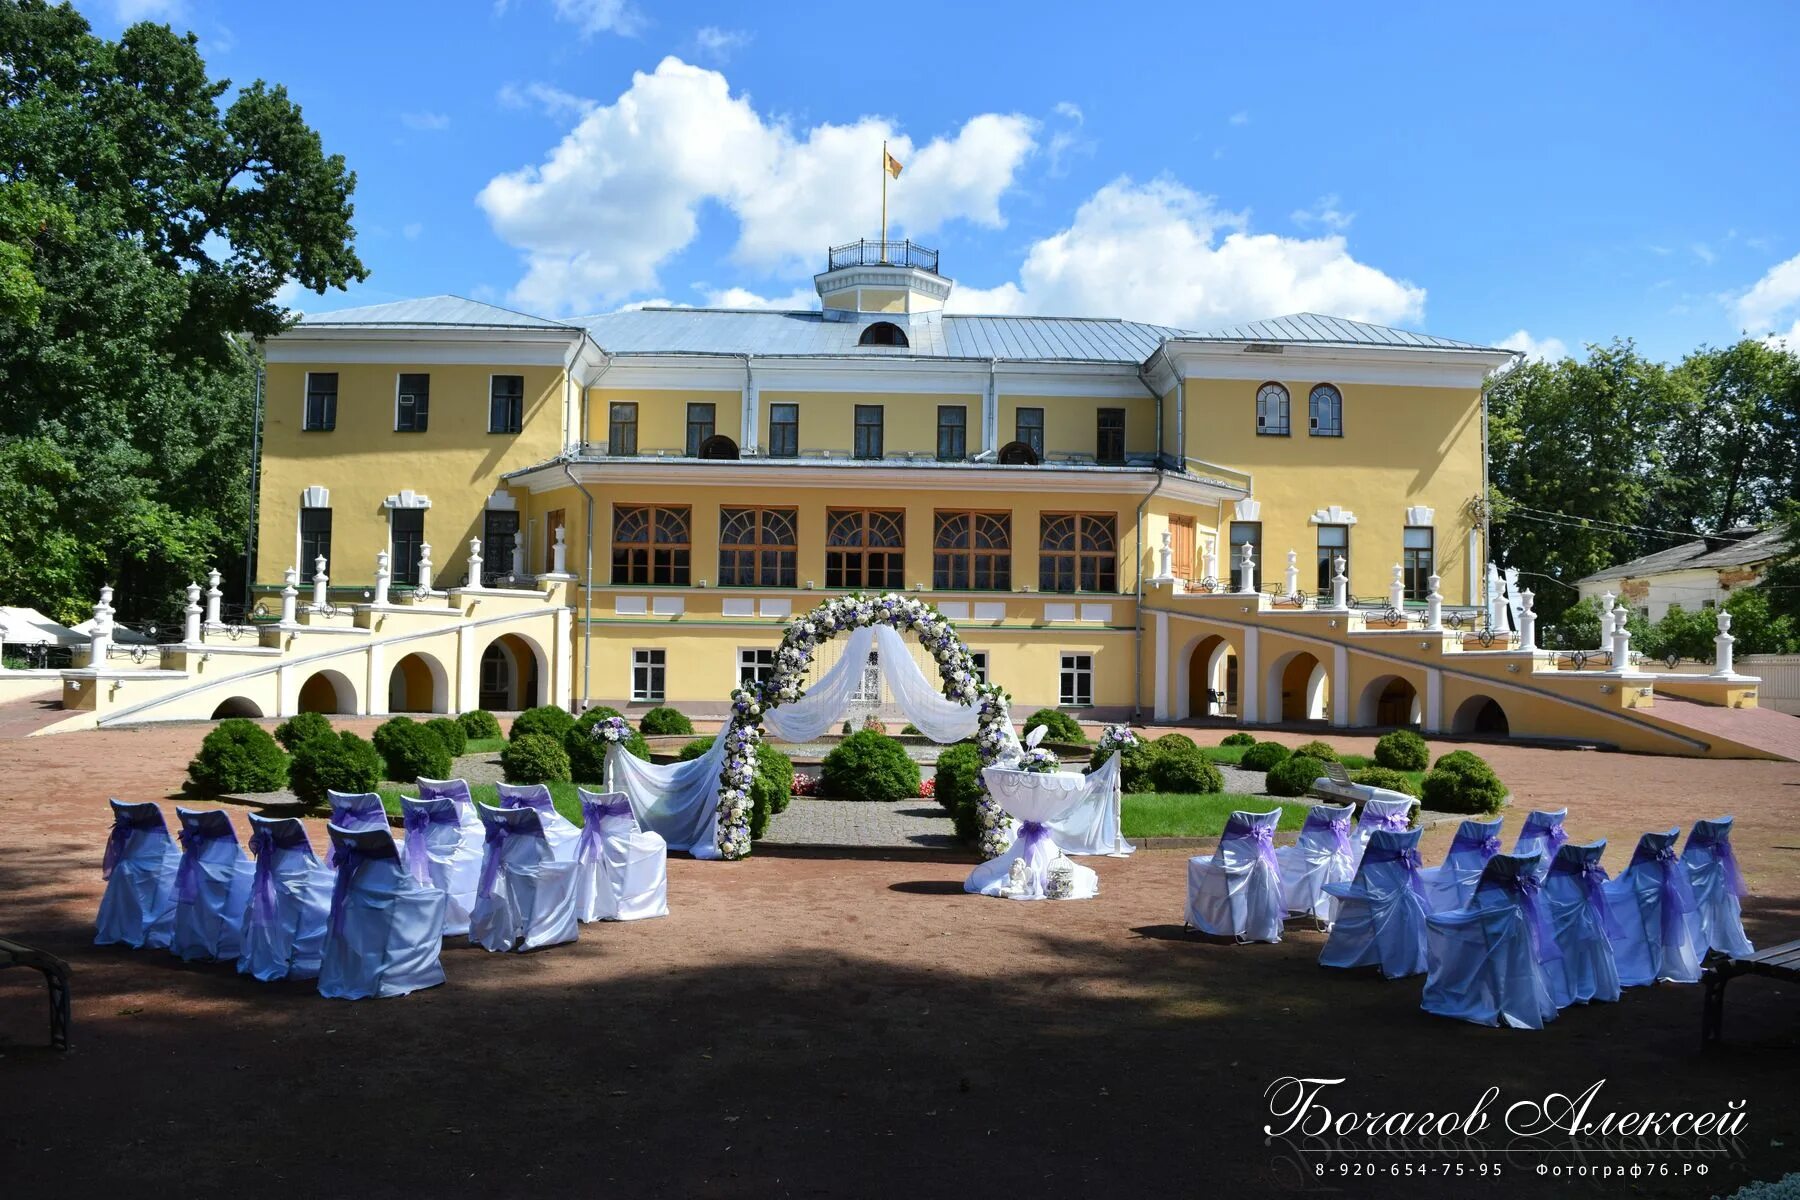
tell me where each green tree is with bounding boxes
[1651,340,1800,535]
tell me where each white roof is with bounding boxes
[0,607,83,645]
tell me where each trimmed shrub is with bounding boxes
[1292,739,1339,763]
[1089,738,1159,793]
[501,732,571,784]
[821,730,920,802]
[639,706,694,736]
[1220,732,1257,747]
[901,723,922,736]
[187,719,288,794]
[272,711,332,751]
[372,717,453,784]
[934,742,984,841]
[1155,733,1198,754]
[1022,708,1086,744]
[1350,766,1421,798]
[1152,741,1225,793]
[1374,729,1430,771]
[566,707,648,782]
[510,704,576,743]
[288,731,383,808]
[677,737,714,761]
[1239,741,1292,772]
[1433,749,1490,773]
[1266,753,1327,798]
[756,745,794,818]
[1421,752,1506,815]
[425,717,467,758]
[457,709,502,740]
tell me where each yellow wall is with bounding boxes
[588,387,738,452]
[1000,394,1154,460]
[753,391,981,457]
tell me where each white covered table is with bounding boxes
[964,767,1101,901]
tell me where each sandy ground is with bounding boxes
[0,719,1796,1198]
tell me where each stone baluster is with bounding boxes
[1156,530,1174,581]
[1714,609,1736,676]
[280,567,299,625]
[551,526,567,575]
[1330,555,1347,609]
[1201,539,1217,586]
[1610,609,1633,670]
[204,568,223,627]
[312,555,329,611]
[1426,574,1443,632]
[417,542,434,596]
[1284,549,1299,598]
[1389,563,1406,613]
[1237,542,1256,595]
[1599,591,1617,648]
[1519,589,1537,652]
[511,530,525,581]
[467,537,483,588]
[373,550,391,606]
[183,582,202,643]
[89,585,114,663]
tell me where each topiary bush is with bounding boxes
[288,731,383,808]
[1152,740,1224,793]
[1266,753,1327,798]
[1373,729,1429,771]
[1350,766,1421,798]
[458,709,502,740]
[272,711,333,751]
[372,716,453,784]
[1292,739,1339,763]
[1022,708,1086,744]
[676,737,714,761]
[1421,752,1507,815]
[1220,732,1257,747]
[425,716,467,758]
[510,704,576,743]
[934,742,982,819]
[501,732,571,784]
[1239,741,1292,772]
[1432,749,1490,773]
[187,719,289,794]
[1155,733,1197,754]
[820,730,921,802]
[566,708,648,782]
[756,744,794,818]
[638,705,694,736]
[1089,737,1160,793]
[901,723,922,736]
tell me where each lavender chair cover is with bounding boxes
[325,790,389,865]
[401,795,483,937]
[1512,809,1569,881]
[496,782,581,861]
[1320,827,1429,978]
[1422,852,1561,1029]
[1351,795,1416,872]
[469,803,580,952]
[95,799,181,949]
[1420,816,1504,914]
[416,777,482,840]
[1275,802,1355,922]
[574,788,669,923]
[1185,809,1285,941]
[1682,817,1753,957]
[237,813,333,982]
[1540,839,1622,1007]
[317,823,447,1000]
[1603,828,1705,986]
[168,807,254,961]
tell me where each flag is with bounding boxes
[885,149,903,179]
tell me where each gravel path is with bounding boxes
[760,797,958,849]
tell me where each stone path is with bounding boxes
[760,797,958,849]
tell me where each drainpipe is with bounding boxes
[1132,470,1170,723]
[565,340,611,712]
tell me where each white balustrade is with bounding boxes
[417,541,434,596]
[1283,549,1299,598]
[312,556,329,611]
[1425,574,1443,632]
[1519,589,1537,652]
[374,550,391,606]
[281,567,299,625]
[1330,555,1347,609]
[204,568,223,627]
[184,582,202,643]
[1237,542,1256,595]
[1714,610,1736,677]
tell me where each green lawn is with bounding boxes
[377,780,589,824]
[1196,744,1425,792]
[462,736,506,755]
[1121,792,1311,838]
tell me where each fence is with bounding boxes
[1740,655,1800,715]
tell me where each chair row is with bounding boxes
[93,781,669,1000]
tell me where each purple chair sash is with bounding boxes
[1512,874,1564,962]
[101,819,134,880]
[1692,830,1749,898]
[1451,830,1502,859]
[1245,824,1281,876]
[477,823,511,900]
[247,828,282,925]
[576,799,634,864]
[328,848,366,935]
[402,805,460,885]
[1371,811,1411,833]
[1363,844,1429,907]
[174,825,233,904]
[1652,847,1699,944]
[1304,812,1353,857]
[1551,855,1623,940]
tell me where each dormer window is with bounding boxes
[859,321,909,347]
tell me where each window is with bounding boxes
[1404,526,1435,601]
[1316,524,1348,595]
[391,508,425,584]
[396,373,430,432]
[969,651,989,685]
[1059,653,1093,707]
[826,509,904,589]
[489,375,524,434]
[1040,513,1117,593]
[937,405,967,460]
[304,372,338,432]
[612,505,691,585]
[1096,408,1126,463]
[300,507,332,580]
[718,507,797,588]
[685,402,716,457]
[609,403,638,456]
[1256,382,1290,436]
[1015,408,1044,457]
[738,648,776,688]
[1229,521,1263,591]
[769,403,799,457]
[483,509,520,582]
[853,405,884,459]
[858,321,908,346]
[632,649,666,703]
[1309,384,1343,437]
[933,511,1011,590]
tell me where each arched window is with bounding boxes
[1309,384,1343,437]
[997,440,1040,465]
[858,321,909,347]
[698,434,739,460]
[1255,382,1290,436]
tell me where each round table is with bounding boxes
[963,767,1101,901]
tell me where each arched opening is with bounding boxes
[296,669,355,715]
[1265,650,1328,723]
[210,696,263,719]
[479,633,543,711]
[1182,634,1235,719]
[1452,695,1510,736]
[698,434,739,460]
[387,651,449,714]
[858,320,908,347]
[1356,674,1421,728]
[997,440,1040,466]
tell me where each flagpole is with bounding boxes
[880,139,889,262]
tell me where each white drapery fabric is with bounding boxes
[607,735,729,860]
[1045,752,1131,855]
[761,626,876,743]
[869,625,981,742]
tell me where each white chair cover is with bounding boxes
[168,807,254,962]
[1682,817,1753,957]
[1421,852,1561,1029]
[469,803,580,952]
[327,790,390,831]
[604,737,729,859]
[1419,816,1504,914]
[1604,827,1705,986]
[318,823,447,999]
[496,782,581,860]
[762,626,877,743]
[1276,802,1355,923]
[1512,809,1569,881]
[1351,795,1416,872]
[416,777,483,845]
[964,767,1100,900]
[95,799,180,949]
[1320,827,1429,978]
[574,788,669,922]
[1185,809,1286,943]
[1540,839,1622,1007]
[1047,751,1131,855]
[401,796,483,937]
[237,814,333,982]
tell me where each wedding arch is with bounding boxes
[597,593,1022,861]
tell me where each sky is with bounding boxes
[83,0,1800,362]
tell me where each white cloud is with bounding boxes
[402,222,424,240]
[1228,110,1250,126]
[479,56,1036,313]
[1291,193,1354,232]
[693,26,750,61]
[944,177,1425,328]
[1046,101,1094,178]
[550,0,642,37]
[497,82,595,120]
[1733,250,1800,334]
[701,286,818,311]
[400,111,451,131]
[1496,329,1567,363]
[1691,241,1717,265]
[108,0,185,21]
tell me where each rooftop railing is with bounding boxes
[826,239,940,273]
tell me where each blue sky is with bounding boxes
[87,0,1800,361]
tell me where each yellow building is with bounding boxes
[256,240,1517,720]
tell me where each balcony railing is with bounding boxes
[827,239,940,273]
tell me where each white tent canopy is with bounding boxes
[0,607,83,646]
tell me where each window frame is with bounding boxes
[932,509,1012,591]
[1315,523,1349,595]
[390,507,426,584]
[1255,382,1290,437]
[608,402,639,456]
[611,503,692,586]
[631,649,666,703]
[768,402,799,458]
[738,647,776,689]
[488,374,524,435]
[395,372,430,433]
[1039,512,1118,594]
[936,404,968,461]
[685,402,717,458]
[483,509,521,583]
[1059,652,1094,707]
[825,507,905,590]
[853,404,884,459]
[1403,525,1435,602]
[1096,408,1126,464]
[303,371,338,432]
[1309,383,1343,437]
[1229,520,1263,591]
[968,650,989,685]
[299,506,332,581]
[717,506,798,588]
[1015,407,1045,457]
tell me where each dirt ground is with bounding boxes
[1,720,1796,1198]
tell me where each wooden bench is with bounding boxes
[1702,937,1800,1046]
[0,936,71,1052]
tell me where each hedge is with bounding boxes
[1151,741,1224,793]
[638,706,695,736]
[934,743,984,842]
[424,716,468,758]
[457,709,502,740]
[1292,740,1339,763]
[272,711,332,751]
[821,730,920,802]
[501,732,571,784]
[567,707,648,783]
[1421,751,1506,814]
[372,717,452,784]
[1350,766,1420,798]
[1220,732,1257,747]
[1374,729,1430,771]
[1022,708,1085,744]
[187,719,289,794]
[1266,753,1327,798]
[510,704,576,743]
[1239,741,1292,772]
[288,732,383,808]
